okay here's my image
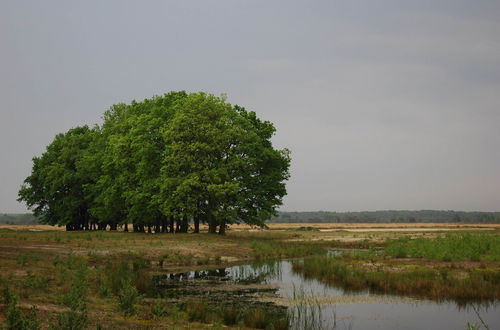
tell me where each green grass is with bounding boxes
[384,233,500,261]
[251,239,326,261]
[292,255,500,304]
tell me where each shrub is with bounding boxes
[4,294,40,330]
[150,300,168,319]
[185,299,211,323]
[49,310,87,330]
[117,279,142,316]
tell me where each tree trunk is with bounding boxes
[169,216,174,233]
[208,213,217,234]
[218,219,226,235]
[194,217,200,233]
[161,217,167,233]
[124,223,129,232]
[180,216,189,233]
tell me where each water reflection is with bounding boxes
[154,258,499,330]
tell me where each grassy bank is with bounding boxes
[293,254,500,303]
[293,233,500,304]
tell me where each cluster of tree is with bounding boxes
[0,214,38,225]
[271,210,500,223]
[18,92,291,234]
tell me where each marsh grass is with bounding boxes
[292,255,500,303]
[175,298,289,329]
[385,233,500,261]
[251,240,326,261]
[288,284,333,330]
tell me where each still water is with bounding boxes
[160,258,499,330]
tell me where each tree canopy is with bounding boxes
[18,92,291,233]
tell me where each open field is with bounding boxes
[0,224,499,329]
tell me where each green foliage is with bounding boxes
[384,234,500,261]
[150,300,169,319]
[160,93,290,233]
[18,91,290,233]
[18,126,98,229]
[100,255,150,296]
[49,310,88,330]
[466,323,481,330]
[251,240,326,261]
[16,254,29,267]
[185,299,211,323]
[22,270,48,291]
[242,307,288,330]
[5,300,40,330]
[1,279,40,330]
[177,299,288,329]
[116,279,142,316]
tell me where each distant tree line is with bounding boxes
[0,214,38,225]
[4,209,499,226]
[17,92,291,234]
[271,210,500,223]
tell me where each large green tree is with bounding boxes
[18,126,98,230]
[160,93,290,234]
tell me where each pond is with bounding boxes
[153,256,499,329]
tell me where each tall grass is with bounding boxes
[288,284,334,330]
[251,240,326,261]
[384,233,500,261]
[174,298,289,329]
[292,255,500,304]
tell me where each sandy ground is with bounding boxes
[227,222,500,232]
[0,224,65,231]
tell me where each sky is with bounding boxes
[1,1,499,213]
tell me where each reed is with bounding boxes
[292,255,500,304]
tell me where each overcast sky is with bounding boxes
[1,1,499,213]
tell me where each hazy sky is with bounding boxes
[1,1,499,213]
